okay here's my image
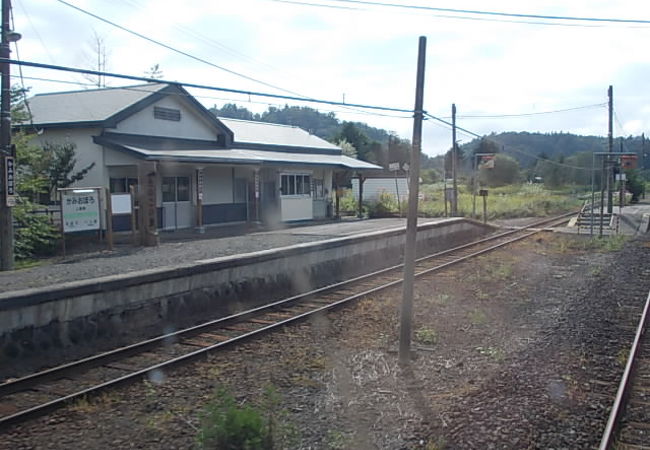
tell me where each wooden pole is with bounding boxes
[451,103,458,216]
[0,0,14,270]
[482,194,487,224]
[399,36,426,365]
[105,188,114,251]
[129,184,137,246]
[607,85,614,214]
[357,174,364,218]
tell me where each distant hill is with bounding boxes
[461,132,648,169]
[209,103,649,177]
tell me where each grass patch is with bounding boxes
[476,346,504,361]
[415,327,438,345]
[197,386,297,450]
[468,309,488,325]
[419,184,581,219]
[556,235,628,253]
[14,258,44,270]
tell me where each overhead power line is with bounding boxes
[54,0,310,99]
[453,103,607,119]
[4,58,414,114]
[423,112,598,171]
[12,74,412,120]
[313,0,650,26]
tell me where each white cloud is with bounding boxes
[12,0,650,155]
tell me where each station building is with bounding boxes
[21,83,380,233]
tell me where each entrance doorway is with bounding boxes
[161,176,192,230]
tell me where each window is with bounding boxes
[154,106,181,121]
[280,174,311,196]
[162,176,190,202]
[109,177,138,194]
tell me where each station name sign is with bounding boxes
[61,189,100,232]
[5,156,15,207]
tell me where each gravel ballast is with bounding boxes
[1,232,648,449]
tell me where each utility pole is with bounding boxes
[451,103,458,216]
[0,0,14,271]
[399,36,426,365]
[607,85,613,214]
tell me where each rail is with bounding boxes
[0,212,575,430]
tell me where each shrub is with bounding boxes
[13,201,58,260]
[367,191,399,218]
[197,387,296,450]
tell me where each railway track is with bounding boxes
[0,213,573,430]
[599,289,650,450]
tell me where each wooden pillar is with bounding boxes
[138,161,159,246]
[196,167,204,232]
[357,174,365,218]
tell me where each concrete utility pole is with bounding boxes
[399,36,426,365]
[451,103,458,216]
[607,85,614,214]
[0,0,14,271]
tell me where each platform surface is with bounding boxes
[0,217,446,294]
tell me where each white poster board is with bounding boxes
[111,193,132,214]
[61,189,101,232]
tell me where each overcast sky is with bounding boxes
[11,0,650,156]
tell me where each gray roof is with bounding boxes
[95,134,380,170]
[25,83,169,126]
[218,118,339,151]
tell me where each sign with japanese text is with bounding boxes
[197,168,204,201]
[61,189,100,232]
[5,156,15,207]
[254,171,260,199]
[388,162,400,172]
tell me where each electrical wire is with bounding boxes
[54,0,404,121]
[453,103,607,119]
[4,58,414,114]
[423,111,598,171]
[13,74,413,120]
[307,0,650,26]
[266,0,613,28]
[54,0,312,99]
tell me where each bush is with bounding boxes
[367,191,399,218]
[197,387,296,450]
[13,201,58,260]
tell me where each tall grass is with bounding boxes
[419,184,582,219]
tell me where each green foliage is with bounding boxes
[13,201,58,260]
[42,142,96,197]
[625,169,644,202]
[415,327,437,345]
[478,154,521,187]
[197,387,296,450]
[336,138,357,158]
[366,191,399,218]
[338,190,358,214]
[418,184,581,219]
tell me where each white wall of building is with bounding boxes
[281,197,313,221]
[112,96,218,141]
[352,177,409,203]
[33,128,106,189]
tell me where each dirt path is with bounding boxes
[2,232,649,449]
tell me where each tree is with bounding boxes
[211,103,256,120]
[479,154,521,187]
[144,63,164,79]
[81,31,109,88]
[334,122,371,161]
[336,139,357,158]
